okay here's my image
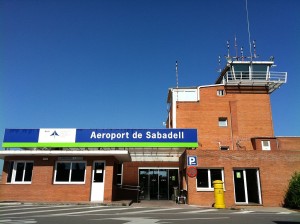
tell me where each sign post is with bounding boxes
[187,156,198,166]
[187,156,198,178]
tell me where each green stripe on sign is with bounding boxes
[2,142,198,148]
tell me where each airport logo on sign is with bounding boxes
[50,131,59,138]
[38,129,77,143]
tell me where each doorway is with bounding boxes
[139,168,179,200]
[90,161,105,202]
[233,169,262,204]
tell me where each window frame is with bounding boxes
[218,117,228,127]
[7,161,34,184]
[196,168,225,192]
[54,161,87,184]
[261,140,271,150]
[220,146,229,151]
[217,89,225,96]
[116,163,123,186]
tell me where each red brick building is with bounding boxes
[1,57,299,207]
[0,129,196,203]
[163,59,300,207]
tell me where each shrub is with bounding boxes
[283,171,300,209]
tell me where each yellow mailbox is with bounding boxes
[213,180,225,208]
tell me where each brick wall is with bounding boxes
[0,156,117,203]
[174,85,300,207]
[184,150,300,207]
[277,137,300,151]
[251,138,277,150]
[176,86,274,151]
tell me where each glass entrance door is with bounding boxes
[139,169,150,200]
[168,169,179,199]
[150,169,159,200]
[158,169,168,200]
[233,169,262,204]
[139,168,179,200]
[233,170,246,203]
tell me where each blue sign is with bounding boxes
[187,156,198,166]
[76,129,197,142]
[3,128,198,148]
[3,129,40,143]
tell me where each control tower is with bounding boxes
[215,58,287,94]
[167,42,287,151]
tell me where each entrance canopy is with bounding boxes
[1,129,198,162]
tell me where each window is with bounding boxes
[218,117,228,127]
[217,90,225,96]
[261,140,271,150]
[196,168,224,191]
[54,161,86,184]
[7,161,33,184]
[116,163,123,185]
[220,146,229,150]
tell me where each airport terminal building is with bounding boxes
[1,58,300,207]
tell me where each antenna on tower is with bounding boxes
[234,35,238,60]
[253,40,259,58]
[230,35,240,61]
[227,40,230,58]
[245,0,253,61]
[175,61,179,106]
[241,47,244,61]
[217,56,222,72]
[175,60,179,89]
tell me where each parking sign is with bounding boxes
[187,156,198,166]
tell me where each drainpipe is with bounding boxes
[172,89,177,128]
[229,101,235,150]
[168,111,171,128]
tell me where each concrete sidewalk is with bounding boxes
[0,200,298,213]
[131,200,190,208]
[131,200,299,213]
[235,206,299,213]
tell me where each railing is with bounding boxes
[223,71,287,83]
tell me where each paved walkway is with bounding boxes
[131,200,190,208]
[131,200,298,213]
[1,200,298,213]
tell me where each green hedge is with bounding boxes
[284,171,300,209]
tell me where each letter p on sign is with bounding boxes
[187,156,198,166]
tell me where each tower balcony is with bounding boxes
[222,71,287,93]
[223,71,287,93]
[215,60,287,94]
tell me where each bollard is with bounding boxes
[213,180,226,208]
[173,187,179,201]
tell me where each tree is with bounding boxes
[284,171,300,209]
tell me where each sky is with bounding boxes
[0,0,300,169]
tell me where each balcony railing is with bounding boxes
[222,71,287,93]
[224,71,287,83]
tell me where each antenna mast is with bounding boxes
[176,61,179,89]
[241,47,244,61]
[253,40,257,58]
[218,56,221,72]
[227,41,230,58]
[175,61,179,104]
[234,35,238,60]
[245,0,253,60]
